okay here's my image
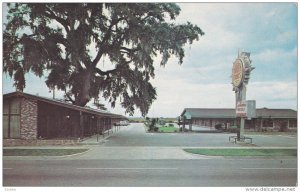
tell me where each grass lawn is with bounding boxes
[159,126,179,133]
[183,148,297,157]
[3,148,89,156]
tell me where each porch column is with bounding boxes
[79,111,84,139]
[189,119,193,131]
[183,117,186,132]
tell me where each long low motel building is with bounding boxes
[3,91,126,142]
[180,108,297,131]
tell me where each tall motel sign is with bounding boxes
[231,51,255,140]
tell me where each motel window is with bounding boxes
[289,120,297,128]
[3,115,9,138]
[3,98,21,138]
[262,119,273,128]
[230,121,236,126]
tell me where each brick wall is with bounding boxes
[20,98,38,139]
[274,119,289,131]
[254,119,293,131]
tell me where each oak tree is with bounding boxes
[3,3,204,116]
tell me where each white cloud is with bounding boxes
[144,80,298,117]
[248,81,297,100]
[250,48,297,83]
[248,81,297,110]
[147,78,236,117]
[253,48,297,65]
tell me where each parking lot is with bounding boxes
[102,123,297,148]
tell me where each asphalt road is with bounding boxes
[3,123,298,187]
[3,158,297,187]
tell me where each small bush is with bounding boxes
[215,124,222,130]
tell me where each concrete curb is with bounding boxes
[3,148,91,158]
[182,147,297,159]
[56,148,92,158]
[182,149,224,159]
[3,147,297,160]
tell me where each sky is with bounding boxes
[2,2,298,118]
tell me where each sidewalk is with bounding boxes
[3,146,296,161]
[3,129,116,150]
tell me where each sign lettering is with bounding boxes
[236,101,247,117]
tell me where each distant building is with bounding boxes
[3,91,126,142]
[180,108,297,131]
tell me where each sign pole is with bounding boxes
[231,51,254,141]
[239,84,246,140]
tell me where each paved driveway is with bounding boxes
[66,123,297,160]
[102,123,237,147]
[101,123,297,147]
[71,146,214,160]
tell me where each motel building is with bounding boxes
[180,108,297,132]
[3,91,126,145]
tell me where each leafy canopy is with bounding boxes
[3,3,204,116]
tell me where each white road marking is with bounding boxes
[277,135,296,139]
[77,167,178,170]
[255,135,296,139]
[242,168,297,170]
[256,135,272,138]
[3,168,13,170]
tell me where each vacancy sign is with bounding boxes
[236,100,256,119]
[236,101,247,117]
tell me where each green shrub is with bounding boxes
[215,124,222,130]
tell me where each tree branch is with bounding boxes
[95,68,117,77]
[95,58,133,78]
[120,47,138,53]
[91,17,127,68]
[64,89,75,104]
[44,8,70,33]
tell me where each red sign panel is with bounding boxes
[236,101,247,117]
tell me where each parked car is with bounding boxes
[215,123,225,130]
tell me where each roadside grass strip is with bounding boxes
[183,148,297,157]
[3,148,89,156]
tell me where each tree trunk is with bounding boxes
[75,69,92,107]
